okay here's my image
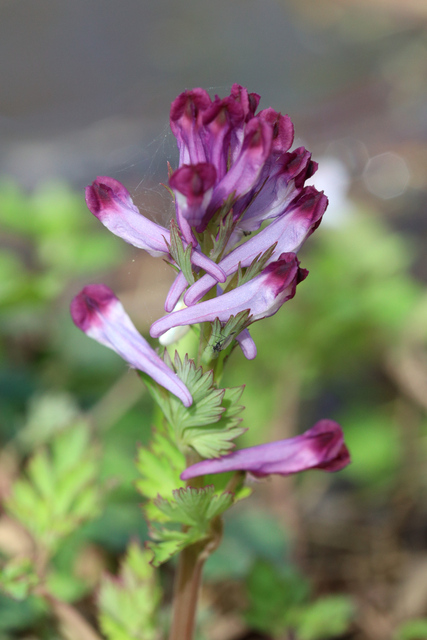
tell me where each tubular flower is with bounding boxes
[85,176,226,283]
[181,420,350,479]
[184,187,326,306]
[169,162,217,246]
[150,252,307,339]
[167,84,297,237]
[85,87,324,324]
[81,86,327,359]
[70,284,192,407]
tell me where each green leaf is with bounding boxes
[236,244,277,287]
[165,220,195,285]
[395,619,427,640]
[146,528,197,568]
[245,559,310,635]
[6,422,102,555]
[135,430,186,521]
[98,543,161,640]
[184,384,246,458]
[208,209,236,262]
[154,486,233,528]
[155,485,233,526]
[0,558,39,601]
[296,596,355,640]
[143,353,246,458]
[147,487,233,567]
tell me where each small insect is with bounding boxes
[209,331,236,355]
[212,337,228,353]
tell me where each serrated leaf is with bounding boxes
[0,558,39,600]
[165,220,194,285]
[146,530,193,568]
[98,543,161,640]
[6,422,102,555]
[161,354,226,433]
[208,209,236,262]
[147,487,233,567]
[136,430,186,522]
[237,244,277,287]
[142,354,246,458]
[183,384,246,458]
[180,423,247,458]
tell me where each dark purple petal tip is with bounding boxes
[170,89,212,125]
[85,176,131,219]
[70,284,116,332]
[169,163,217,198]
[258,107,294,153]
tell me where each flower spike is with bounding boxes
[70,284,192,407]
[181,420,350,479]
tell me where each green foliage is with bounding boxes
[204,510,287,580]
[245,560,310,635]
[98,543,161,640]
[0,558,39,601]
[201,311,251,363]
[394,619,427,640]
[296,596,355,640]
[18,392,81,451]
[0,593,46,633]
[236,244,277,287]
[6,422,102,555]
[147,487,233,567]
[201,193,236,261]
[207,209,235,262]
[155,486,233,527]
[135,429,186,521]
[142,353,246,458]
[166,220,195,285]
[341,407,400,490]
[245,560,354,639]
[0,179,123,312]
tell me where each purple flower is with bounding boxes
[234,147,317,233]
[150,252,307,339]
[184,187,325,306]
[170,88,212,166]
[170,84,261,175]
[168,85,299,236]
[181,420,350,479]
[258,107,294,156]
[235,329,257,360]
[200,117,273,231]
[70,284,192,407]
[169,163,217,246]
[85,176,226,283]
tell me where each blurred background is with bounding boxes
[2,1,427,639]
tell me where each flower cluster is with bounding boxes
[71,84,349,480]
